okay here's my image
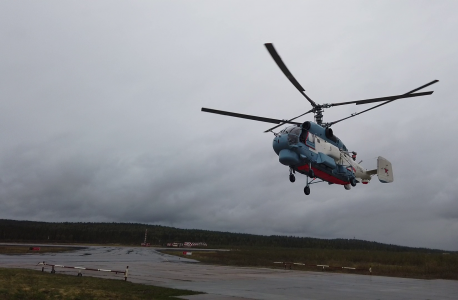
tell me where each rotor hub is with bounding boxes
[313,106,324,125]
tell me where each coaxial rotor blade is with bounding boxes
[327,80,439,126]
[401,79,438,94]
[201,108,301,125]
[327,80,438,107]
[264,108,314,133]
[355,91,433,105]
[264,43,317,107]
[328,91,433,107]
[327,98,407,126]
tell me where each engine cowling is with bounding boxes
[325,127,338,143]
[301,121,311,130]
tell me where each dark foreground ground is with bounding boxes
[0,267,200,300]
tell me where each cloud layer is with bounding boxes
[1,1,457,250]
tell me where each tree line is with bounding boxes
[0,219,445,253]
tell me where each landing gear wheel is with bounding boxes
[304,186,310,195]
[308,170,315,178]
[289,174,295,183]
[350,177,357,187]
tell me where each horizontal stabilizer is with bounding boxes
[366,169,377,176]
[377,156,393,183]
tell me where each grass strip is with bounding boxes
[0,245,80,255]
[161,247,458,280]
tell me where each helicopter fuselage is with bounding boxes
[273,121,371,186]
[202,43,429,195]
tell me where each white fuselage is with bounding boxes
[309,134,372,182]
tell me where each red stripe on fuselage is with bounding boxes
[297,164,349,185]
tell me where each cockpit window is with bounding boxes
[283,126,299,133]
[287,126,302,145]
[290,127,301,135]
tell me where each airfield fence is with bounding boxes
[274,261,372,274]
[37,261,129,281]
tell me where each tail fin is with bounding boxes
[366,156,394,183]
[377,156,393,183]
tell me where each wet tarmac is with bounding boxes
[0,244,456,300]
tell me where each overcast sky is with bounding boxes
[0,1,457,250]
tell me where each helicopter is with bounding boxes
[202,43,438,195]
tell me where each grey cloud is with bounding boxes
[0,1,457,251]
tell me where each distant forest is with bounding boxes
[0,219,445,253]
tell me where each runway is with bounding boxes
[0,245,456,300]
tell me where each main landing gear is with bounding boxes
[304,186,310,195]
[344,178,357,190]
[350,177,357,187]
[304,162,314,196]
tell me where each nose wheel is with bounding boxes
[289,168,296,183]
